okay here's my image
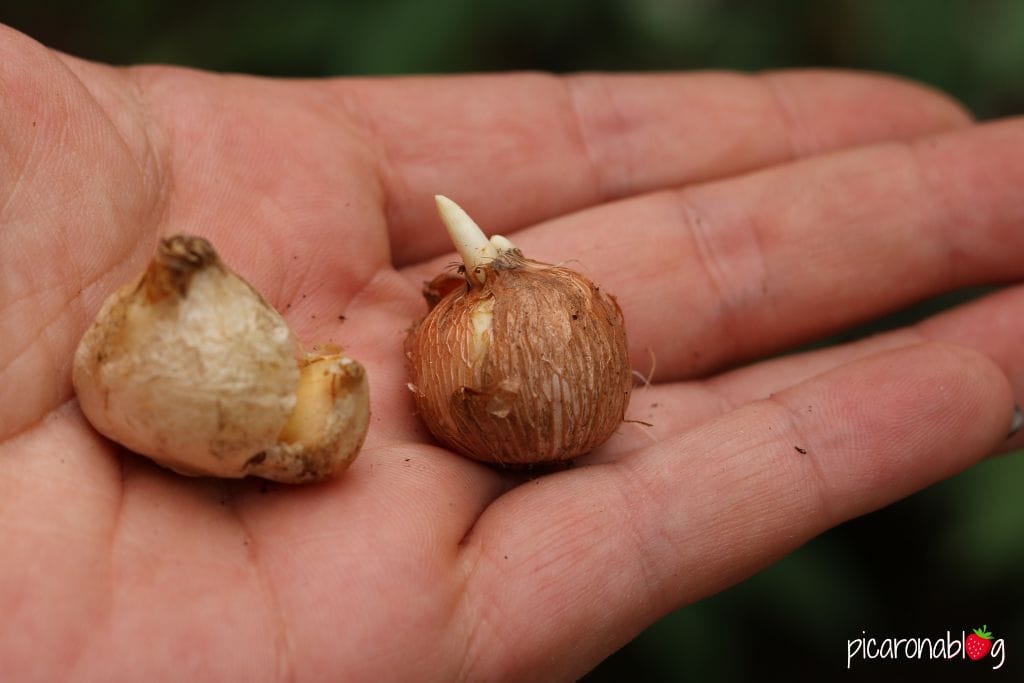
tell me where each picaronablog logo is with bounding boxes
[847,625,1005,670]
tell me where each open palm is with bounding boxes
[2,23,1022,681]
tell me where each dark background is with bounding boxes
[4,1,1023,680]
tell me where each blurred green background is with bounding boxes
[4,1,1023,680]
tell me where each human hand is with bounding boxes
[1,23,1021,681]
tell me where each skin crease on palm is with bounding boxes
[2,20,1024,681]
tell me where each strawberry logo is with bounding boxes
[965,625,993,661]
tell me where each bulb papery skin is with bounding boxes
[73,235,369,483]
[406,252,632,465]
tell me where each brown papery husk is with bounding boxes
[405,252,631,465]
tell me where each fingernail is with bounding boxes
[1009,404,1023,440]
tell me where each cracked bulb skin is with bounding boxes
[72,235,369,483]
[406,200,632,465]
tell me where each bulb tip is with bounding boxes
[432,194,497,279]
[490,234,517,253]
[434,194,467,227]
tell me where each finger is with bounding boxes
[354,70,971,266]
[601,284,1024,459]
[706,285,1024,450]
[452,342,1014,681]
[0,25,162,441]
[408,117,1024,382]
